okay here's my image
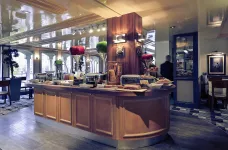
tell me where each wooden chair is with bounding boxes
[208,80,228,110]
[0,80,11,105]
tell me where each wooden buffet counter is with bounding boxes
[30,83,172,149]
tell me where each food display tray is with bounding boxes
[116,88,147,92]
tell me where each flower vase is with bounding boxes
[99,53,107,73]
[73,55,80,71]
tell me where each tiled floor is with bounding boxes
[0,107,228,150]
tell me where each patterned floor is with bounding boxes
[170,100,228,134]
[0,97,34,115]
[1,96,228,136]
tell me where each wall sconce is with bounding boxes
[34,52,40,60]
[208,51,224,56]
[113,34,126,44]
[137,33,145,42]
[35,56,39,60]
[57,42,62,49]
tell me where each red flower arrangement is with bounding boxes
[70,46,85,55]
[142,54,153,60]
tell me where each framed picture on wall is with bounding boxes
[207,54,226,75]
[207,8,225,27]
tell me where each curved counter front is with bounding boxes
[30,83,172,149]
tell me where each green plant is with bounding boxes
[55,59,63,65]
[96,41,107,53]
[2,46,19,78]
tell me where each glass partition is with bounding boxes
[175,36,194,77]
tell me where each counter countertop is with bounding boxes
[28,83,174,97]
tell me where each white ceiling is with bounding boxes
[0,0,226,45]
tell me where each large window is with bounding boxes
[13,52,33,79]
[145,30,156,63]
[90,56,100,73]
[13,52,27,77]
[62,55,72,73]
[78,37,86,48]
[72,56,86,73]
[89,36,99,48]
[65,40,72,50]
[41,53,56,73]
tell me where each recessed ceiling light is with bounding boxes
[170,26,176,29]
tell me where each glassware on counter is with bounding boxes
[63,74,70,80]
[69,74,74,80]
[107,61,123,85]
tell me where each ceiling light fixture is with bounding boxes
[102,24,106,31]
[97,25,101,32]
[89,26,94,33]
[170,26,176,29]
[82,28,86,33]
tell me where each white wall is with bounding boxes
[198,0,228,76]
[155,25,170,75]
[155,41,170,73]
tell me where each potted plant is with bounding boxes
[96,41,107,73]
[2,46,21,101]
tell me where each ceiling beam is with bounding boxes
[17,0,67,14]
[20,30,107,47]
[0,14,104,44]
[12,44,99,55]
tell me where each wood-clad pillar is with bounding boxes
[107,12,142,75]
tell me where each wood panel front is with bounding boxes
[92,95,114,137]
[59,93,72,125]
[72,93,91,131]
[32,84,171,142]
[119,96,170,139]
[34,89,44,116]
[44,90,58,120]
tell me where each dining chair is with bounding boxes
[0,80,11,105]
[208,80,228,110]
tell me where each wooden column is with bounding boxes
[107,12,142,75]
